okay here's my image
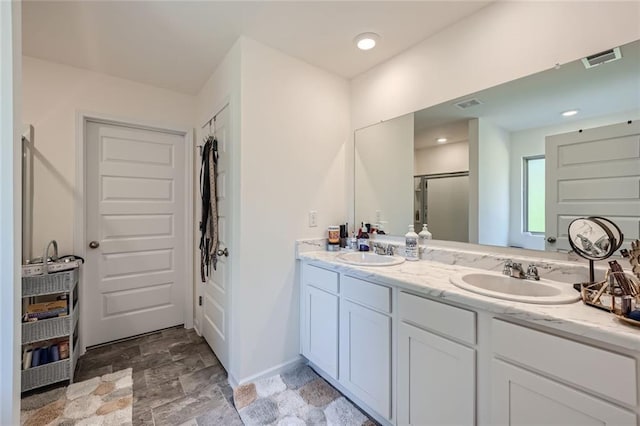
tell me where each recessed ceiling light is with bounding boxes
[355,33,379,51]
[437,138,447,143]
[562,109,579,117]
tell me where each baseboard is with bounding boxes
[232,356,304,388]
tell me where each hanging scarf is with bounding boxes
[199,135,219,282]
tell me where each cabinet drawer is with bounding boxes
[302,263,339,294]
[342,275,391,314]
[492,319,637,406]
[399,291,476,345]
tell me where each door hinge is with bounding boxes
[198,296,203,306]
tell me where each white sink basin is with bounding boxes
[337,252,405,267]
[450,272,580,305]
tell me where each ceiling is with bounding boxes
[22,1,491,95]
[413,39,640,148]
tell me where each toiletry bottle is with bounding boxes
[348,231,357,251]
[419,224,432,245]
[405,225,419,261]
[358,222,370,252]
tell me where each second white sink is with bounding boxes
[450,272,580,304]
[337,252,405,267]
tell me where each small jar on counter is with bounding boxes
[327,226,340,251]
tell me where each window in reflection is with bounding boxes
[524,156,545,234]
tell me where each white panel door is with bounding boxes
[202,105,231,371]
[546,121,640,251]
[398,321,475,426]
[85,121,186,346]
[492,359,636,426]
[339,299,392,420]
[302,285,339,380]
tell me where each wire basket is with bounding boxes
[21,359,70,392]
[22,310,75,344]
[22,269,77,297]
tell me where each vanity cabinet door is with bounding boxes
[302,285,339,380]
[339,299,392,420]
[492,359,636,426]
[398,321,475,426]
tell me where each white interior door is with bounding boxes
[546,121,640,252]
[85,121,186,347]
[201,105,230,371]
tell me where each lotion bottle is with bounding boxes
[419,224,432,244]
[405,225,419,261]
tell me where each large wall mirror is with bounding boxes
[354,39,640,252]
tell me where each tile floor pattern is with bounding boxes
[74,326,241,426]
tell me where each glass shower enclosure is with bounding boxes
[414,171,469,243]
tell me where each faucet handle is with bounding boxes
[502,259,513,275]
[526,264,540,281]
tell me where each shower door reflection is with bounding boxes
[414,172,469,242]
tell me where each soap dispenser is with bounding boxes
[358,222,370,252]
[419,224,432,246]
[405,225,419,261]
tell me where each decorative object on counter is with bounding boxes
[568,216,623,283]
[581,268,639,315]
[624,239,640,280]
[357,222,370,252]
[570,216,640,318]
[404,225,419,261]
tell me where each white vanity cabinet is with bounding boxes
[339,275,393,421]
[397,291,476,426]
[491,320,637,426]
[300,263,339,380]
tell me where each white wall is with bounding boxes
[472,119,510,246]
[508,109,640,250]
[355,113,414,235]
[22,57,196,255]
[234,37,350,383]
[414,141,469,176]
[351,1,640,130]
[0,1,21,423]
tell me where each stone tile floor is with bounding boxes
[74,326,241,426]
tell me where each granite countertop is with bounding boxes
[298,249,640,352]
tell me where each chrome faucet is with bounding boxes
[503,259,525,278]
[526,264,540,280]
[510,262,526,279]
[373,242,394,256]
[503,259,539,280]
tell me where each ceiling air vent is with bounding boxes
[454,98,483,110]
[581,47,622,69]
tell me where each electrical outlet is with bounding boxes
[309,210,318,227]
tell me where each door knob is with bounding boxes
[547,237,557,243]
[89,241,100,249]
[217,248,229,257]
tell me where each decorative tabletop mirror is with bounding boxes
[568,216,623,282]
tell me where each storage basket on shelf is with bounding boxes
[22,268,77,297]
[21,359,70,392]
